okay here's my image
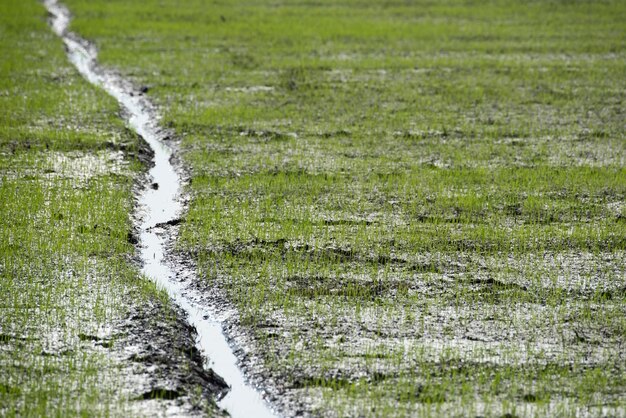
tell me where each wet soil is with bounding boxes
[94,298,229,416]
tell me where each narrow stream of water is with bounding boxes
[44,2,277,417]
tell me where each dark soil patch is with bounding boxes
[139,388,183,400]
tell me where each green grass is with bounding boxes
[0,1,217,416]
[63,0,626,416]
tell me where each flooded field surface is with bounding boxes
[2,0,625,416]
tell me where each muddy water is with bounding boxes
[44,2,277,417]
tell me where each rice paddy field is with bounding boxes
[3,0,626,416]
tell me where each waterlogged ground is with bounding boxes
[55,0,626,416]
[0,1,226,416]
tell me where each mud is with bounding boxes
[116,301,228,402]
[98,298,229,416]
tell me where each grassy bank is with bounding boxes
[0,1,222,416]
[64,0,626,416]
